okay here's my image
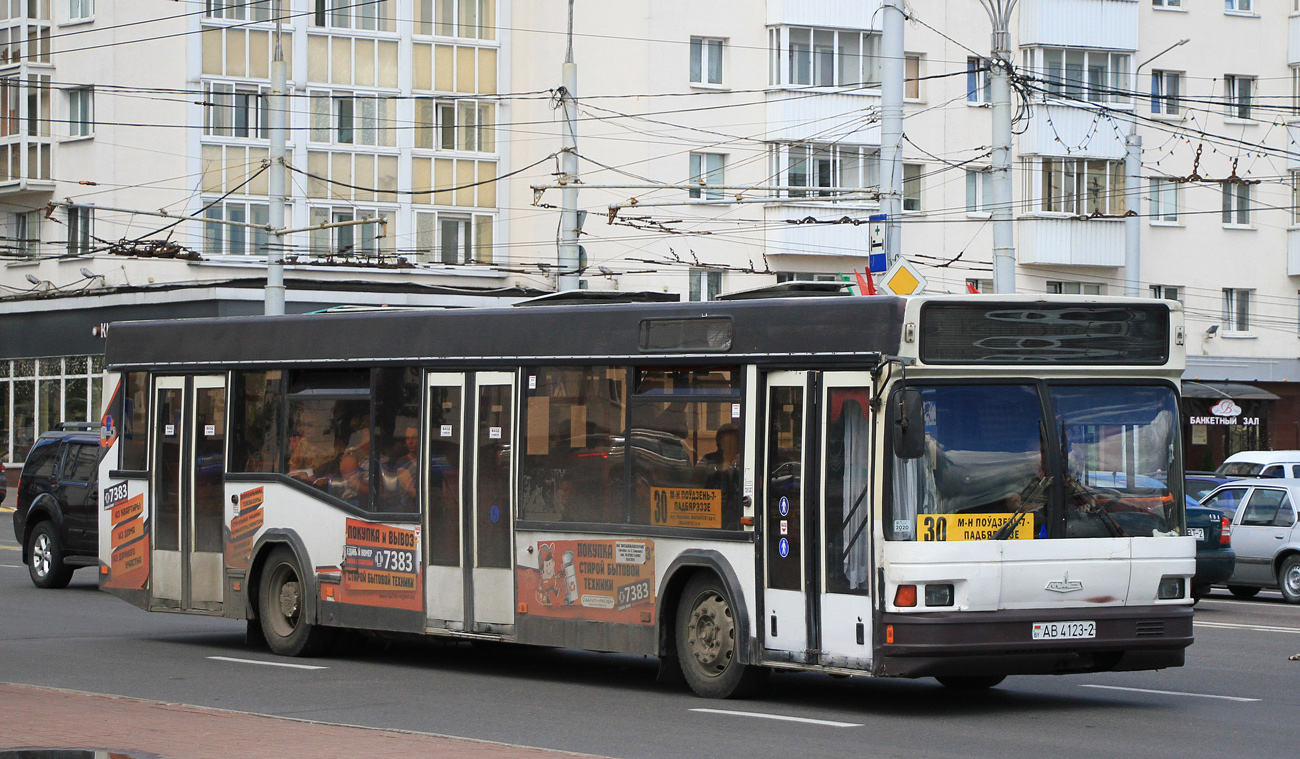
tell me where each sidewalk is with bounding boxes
[0,683,612,759]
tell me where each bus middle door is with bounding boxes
[762,371,813,661]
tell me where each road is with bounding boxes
[1,529,1298,759]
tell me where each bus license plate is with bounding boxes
[1032,621,1095,640]
[1187,527,1205,541]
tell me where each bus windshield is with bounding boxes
[889,383,1182,540]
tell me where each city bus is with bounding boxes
[94,293,1194,698]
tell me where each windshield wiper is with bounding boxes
[993,474,1052,540]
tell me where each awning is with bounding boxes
[1181,381,1280,401]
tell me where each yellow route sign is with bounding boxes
[917,513,1033,541]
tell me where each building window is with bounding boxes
[1040,158,1125,215]
[1222,182,1251,225]
[308,207,394,259]
[1047,281,1102,295]
[1150,285,1181,301]
[965,169,989,214]
[966,278,993,294]
[1028,48,1130,104]
[1225,0,1252,12]
[905,54,921,99]
[310,92,394,147]
[413,0,493,39]
[1292,173,1300,225]
[774,143,877,198]
[903,163,922,211]
[415,211,494,264]
[0,355,104,464]
[68,0,93,20]
[66,87,92,137]
[205,0,270,21]
[204,201,268,256]
[312,0,392,31]
[690,37,724,86]
[13,210,39,256]
[67,206,91,256]
[689,153,725,200]
[769,27,880,88]
[1150,178,1178,222]
[967,57,990,104]
[1292,66,1300,116]
[1153,0,1180,6]
[689,269,722,301]
[1224,75,1253,119]
[203,83,268,139]
[415,99,494,151]
[1223,288,1251,333]
[1151,70,1180,115]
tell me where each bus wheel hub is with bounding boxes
[279,582,301,620]
[689,592,734,670]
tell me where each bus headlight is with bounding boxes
[924,583,954,607]
[1157,576,1185,600]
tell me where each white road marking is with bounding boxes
[0,563,22,568]
[690,708,862,727]
[1080,684,1259,702]
[208,656,328,670]
[1196,620,1300,635]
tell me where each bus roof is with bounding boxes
[104,294,911,370]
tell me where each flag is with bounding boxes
[854,268,876,296]
[967,281,980,294]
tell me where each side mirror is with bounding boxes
[893,389,925,460]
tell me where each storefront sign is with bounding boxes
[1190,398,1258,427]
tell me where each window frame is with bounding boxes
[1150,70,1181,116]
[1028,47,1131,105]
[966,57,990,104]
[1222,288,1253,334]
[1224,74,1255,120]
[65,86,92,139]
[1149,177,1179,223]
[903,163,922,212]
[689,152,726,200]
[1222,181,1252,226]
[689,36,725,87]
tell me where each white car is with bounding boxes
[1200,478,1300,602]
[1216,451,1300,479]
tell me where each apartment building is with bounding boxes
[2,0,1299,473]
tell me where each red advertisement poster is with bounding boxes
[103,481,148,590]
[224,487,265,571]
[337,518,422,612]
[517,539,655,625]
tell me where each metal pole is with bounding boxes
[557,0,580,292]
[265,2,288,315]
[879,0,905,265]
[989,32,1015,293]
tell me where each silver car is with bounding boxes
[1200,478,1300,603]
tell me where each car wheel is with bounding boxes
[258,546,336,657]
[1228,585,1261,600]
[27,522,73,589]
[675,573,768,698]
[1279,556,1300,604]
[937,675,1007,690]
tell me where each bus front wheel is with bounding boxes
[258,546,336,657]
[675,573,767,698]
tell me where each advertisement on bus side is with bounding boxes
[331,518,423,612]
[518,539,655,625]
[103,482,148,590]
[224,486,265,571]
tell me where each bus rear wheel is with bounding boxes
[258,546,336,657]
[675,573,766,698]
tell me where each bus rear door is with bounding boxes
[150,375,226,613]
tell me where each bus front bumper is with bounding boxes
[875,605,1194,679]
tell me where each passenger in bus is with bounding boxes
[392,426,421,510]
[701,423,741,497]
[288,409,338,486]
[336,421,371,506]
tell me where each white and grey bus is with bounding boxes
[94,292,1194,697]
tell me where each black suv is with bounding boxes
[11,424,103,588]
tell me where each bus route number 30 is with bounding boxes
[920,515,948,541]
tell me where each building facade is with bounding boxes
[4,0,1300,478]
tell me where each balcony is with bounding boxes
[1018,216,1124,267]
[765,0,882,30]
[764,201,878,260]
[1019,0,1138,51]
[765,91,881,145]
[1021,103,1127,159]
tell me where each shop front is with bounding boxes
[1182,382,1278,472]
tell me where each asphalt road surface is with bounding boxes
[2,530,1297,759]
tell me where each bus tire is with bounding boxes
[936,675,1006,690]
[258,546,336,657]
[1279,556,1300,604]
[27,521,73,589]
[675,573,766,698]
[1228,585,1261,600]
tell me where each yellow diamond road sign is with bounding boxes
[880,257,928,295]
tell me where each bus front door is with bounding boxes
[425,373,466,629]
[150,375,226,613]
[763,371,811,659]
[816,374,875,670]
